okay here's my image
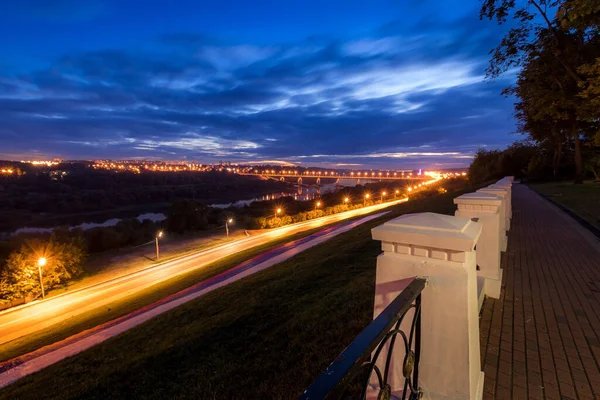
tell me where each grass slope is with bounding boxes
[0,228,325,363]
[0,188,468,400]
[530,181,600,229]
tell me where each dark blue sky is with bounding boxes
[0,0,518,168]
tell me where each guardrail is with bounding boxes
[299,278,427,400]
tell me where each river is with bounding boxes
[9,181,376,236]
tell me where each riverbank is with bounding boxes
[0,184,471,399]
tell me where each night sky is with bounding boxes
[0,0,518,168]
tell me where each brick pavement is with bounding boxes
[480,184,600,400]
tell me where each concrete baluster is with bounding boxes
[371,212,484,399]
[477,186,510,246]
[454,192,503,300]
[494,179,512,221]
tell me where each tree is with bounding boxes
[0,236,86,301]
[482,0,600,182]
[509,28,587,180]
[481,0,584,82]
[468,142,539,183]
[166,199,210,234]
[468,148,503,183]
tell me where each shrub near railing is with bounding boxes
[252,202,373,229]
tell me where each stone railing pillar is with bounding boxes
[454,192,503,299]
[477,186,509,250]
[494,179,512,220]
[371,212,484,399]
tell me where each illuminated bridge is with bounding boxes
[237,170,439,185]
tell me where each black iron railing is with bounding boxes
[299,277,427,400]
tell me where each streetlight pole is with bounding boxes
[156,231,163,261]
[37,257,46,299]
[364,193,370,206]
[226,218,233,239]
[315,200,321,212]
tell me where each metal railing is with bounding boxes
[299,277,427,400]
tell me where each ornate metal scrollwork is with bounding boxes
[299,278,427,400]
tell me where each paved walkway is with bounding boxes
[480,184,600,399]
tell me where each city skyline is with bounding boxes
[0,0,517,168]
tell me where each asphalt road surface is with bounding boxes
[0,199,406,347]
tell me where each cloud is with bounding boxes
[0,12,516,167]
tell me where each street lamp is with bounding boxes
[381,191,387,202]
[276,207,282,216]
[394,189,400,199]
[315,200,321,211]
[156,231,163,261]
[226,218,233,239]
[364,193,370,206]
[344,197,349,204]
[37,257,47,299]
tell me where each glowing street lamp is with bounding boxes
[394,189,400,199]
[315,200,322,211]
[226,218,233,239]
[37,257,47,299]
[364,193,370,206]
[344,197,350,204]
[407,187,413,192]
[381,191,387,202]
[156,231,163,261]
[276,208,283,216]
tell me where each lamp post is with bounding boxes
[364,193,370,206]
[344,196,349,205]
[276,207,282,216]
[226,218,233,239]
[315,200,321,211]
[395,189,399,199]
[37,257,46,299]
[381,191,387,203]
[156,231,163,261]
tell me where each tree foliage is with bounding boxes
[481,0,600,183]
[0,236,86,302]
[468,141,539,183]
[166,199,210,234]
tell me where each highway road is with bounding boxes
[0,211,390,388]
[0,198,407,347]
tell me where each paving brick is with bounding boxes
[479,185,600,400]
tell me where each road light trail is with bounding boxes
[0,211,389,389]
[0,198,408,347]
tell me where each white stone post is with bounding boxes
[371,212,484,400]
[484,185,511,231]
[477,186,510,246]
[494,179,512,220]
[454,192,503,299]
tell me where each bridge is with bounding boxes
[238,171,433,186]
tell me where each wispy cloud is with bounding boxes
[0,7,515,167]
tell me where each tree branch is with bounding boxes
[530,0,584,83]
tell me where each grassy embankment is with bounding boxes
[530,181,600,229]
[0,182,475,400]
[0,190,423,361]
